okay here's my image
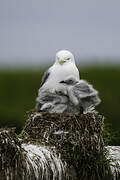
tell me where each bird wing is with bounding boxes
[40,68,51,87]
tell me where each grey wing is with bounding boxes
[40,68,51,87]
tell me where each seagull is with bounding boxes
[40,50,80,93]
[36,50,101,113]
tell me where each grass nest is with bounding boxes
[20,111,113,179]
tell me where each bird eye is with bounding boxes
[66,58,70,60]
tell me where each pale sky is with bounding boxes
[0,0,120,66]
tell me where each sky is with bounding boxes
[0,0,120,66]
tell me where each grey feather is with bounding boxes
[40,69,51,87]
[36,88,69,112]
[36,76,101,114]
[72,80,101,110]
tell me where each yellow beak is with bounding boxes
[58,59,65,64]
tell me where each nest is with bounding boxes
[0,112,116,180]
[22,112,104,151]
[21,112,112,179]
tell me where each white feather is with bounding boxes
[41,50,80,91]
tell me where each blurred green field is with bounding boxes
[0,66,120,144]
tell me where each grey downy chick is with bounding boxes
[59,76,101,113]
[36,88,69,113]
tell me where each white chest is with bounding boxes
[42,63,80,90]
[50,63,79,82]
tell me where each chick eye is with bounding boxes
[66,58,70,60]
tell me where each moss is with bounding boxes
[18,133,24,139]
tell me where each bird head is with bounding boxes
[55,50,75,65]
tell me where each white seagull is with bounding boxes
[40,50,80,92]
[36,50,101,113]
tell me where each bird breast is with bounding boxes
[42,63,80,91]
[51,63,80,82]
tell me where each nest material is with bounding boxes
[0,127,70,180]
[0,128,27,179]
[21,112,111,179]
[22,112,104,152]
[0,112,119,180]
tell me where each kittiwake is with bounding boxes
[40,50,80,93]
[36,50,101,113]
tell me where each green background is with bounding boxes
[0,66,120,144]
